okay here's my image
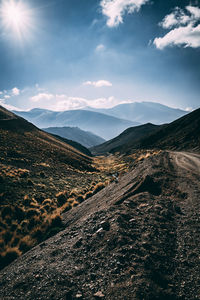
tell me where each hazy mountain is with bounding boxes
[85,102,187,124]
[43,126,105,148]
[13,108,139,140]
[92,123,162,155]
[93,108,200,155]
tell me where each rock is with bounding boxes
[100,220,110,231]
[94,291,105,298]
[75,292,83,298]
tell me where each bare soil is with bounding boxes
[0,151,199,299]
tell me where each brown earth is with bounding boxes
[0,151,199,299]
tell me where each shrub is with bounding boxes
[50,215,63,228]
[3,231,12,244]
[76,195,84,203]
[1,206,13,219]
[14,206,25,223]
[85,191,93,200]
[0,248,21,270]
[27,209,39,218]
[93,182,105,194]
[56,191,68,206]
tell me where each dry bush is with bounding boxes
[56,191,68,206]
[0,247,21,270]
[1,206,14,219]
[71,200,79,207]
[23,195,32,206]
[93,182,105,194]
[85,191,93,200]
[14,206,26,223]
[26,208,40,219]
[19,235,35,252]
[76,195,84,203]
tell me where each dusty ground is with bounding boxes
[0,151,199,299]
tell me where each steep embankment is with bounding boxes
[0,151,199,299]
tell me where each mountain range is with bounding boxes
[85,101,187,124]
[13,102,187,141]
[13,108,138,140]
[92,108,200,155]
[43,126,105,148]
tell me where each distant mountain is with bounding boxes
[13,109,139,140]
[85,102,187,124]
[92,123,162,155]
[43,126,105,148]
[93,108,200,155]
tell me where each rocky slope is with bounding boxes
[0,151,199,299]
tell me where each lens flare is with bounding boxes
[0,0,34,41]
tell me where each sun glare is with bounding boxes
[0,0,34,40]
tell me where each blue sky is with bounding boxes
[0,0,199,111]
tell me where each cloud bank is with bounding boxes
[83,80,112,87]
[154,5,200,49]
[100,0,149,27]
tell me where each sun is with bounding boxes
[0,0,33,40]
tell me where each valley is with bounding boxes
[0,106,199,299]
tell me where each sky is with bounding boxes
[0,0,199,111]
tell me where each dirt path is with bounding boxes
[171,151,200,299]
[174,151,200,174]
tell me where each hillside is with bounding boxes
[92,123,162,155]
[43,126,105,148]
[14,109,138,140]
[1,151,200,299]
[86,102,187,124]
[139,108,200,152]
[0,106,113,269]
[93,108,200,155]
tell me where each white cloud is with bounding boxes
[0,99,21,111]
[0,91,3,95]
[160,7,190,29]
[4,95,10,99]
[154,5,200,49]
[96,44,105,52]
[185,107,193,112]
[12,87,20,96]
[31,93,54,102]
[83,80,112,87]
[29,91,123,110]
[100,0,149,27]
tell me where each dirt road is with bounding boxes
[174,151,200,174]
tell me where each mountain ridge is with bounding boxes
[13,109,138,140]
[85,101,187,124]
[43,126,105,148]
